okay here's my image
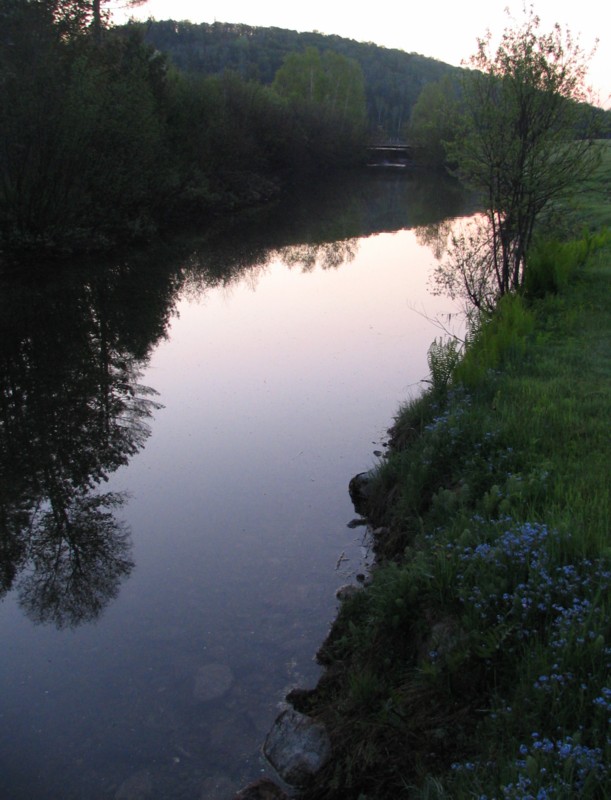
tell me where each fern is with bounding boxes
[427,337,462,394]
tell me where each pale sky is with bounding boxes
[112,0,610,107]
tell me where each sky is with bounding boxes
[112,0,610,107]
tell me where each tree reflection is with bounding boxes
[280,239,359,272]
[18,491,133,629]
[177,169,475,298]
[0,170,478,628]
[0,258,171,628]
[414,219,456,261]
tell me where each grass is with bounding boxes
[293,145,611,799]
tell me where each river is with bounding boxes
[0,169,473,800]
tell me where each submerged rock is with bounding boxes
[201,774,238,800]
[263,707,331,786]
[233,777,289,799]
[193,662,234,702]
[115,770,153,800]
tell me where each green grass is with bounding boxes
[295,147,611,799]
[556,140,611,233]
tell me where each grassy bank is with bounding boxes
[292,147,611,799]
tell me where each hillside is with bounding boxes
[127,20,462,139]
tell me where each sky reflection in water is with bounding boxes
[0,175,471,799]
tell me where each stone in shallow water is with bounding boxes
[263,708,331,786]
[194,663,234,702]
[200,773,238,800]
[115,770,152,800]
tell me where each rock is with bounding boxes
[335,584,360,601]
[233,778,289,799]
[115,770,153,800]
[348,470,376,515]
[194,663,234,702]
[263,708,331,786]
[285,687,314,713]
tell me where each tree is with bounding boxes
[90,0,147,42]
[0,0,148,42]
[45,0,149,42]
[271,47,367,167]
[272,47,366,135]
[0,0,169,249]
[445,6,601,306]
[408,75,462,168]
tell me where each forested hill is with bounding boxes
[129,20,462,138]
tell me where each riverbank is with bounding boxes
[280,150,611,799]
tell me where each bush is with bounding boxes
[454,294,535,388]
[524,228,611,298]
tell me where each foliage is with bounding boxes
[522,230,609,298]
[453,292,536,386]
[273,48,366,130]
[0,4,169,249]
[541,140,611,235]
[298,183,611,799]
[272,47,366,164]
[408,75,462,168]
[0,5,371,254]
[430,215,502,311]
[133,19,461,139]
[447,7,602,305]
[426,337,462,395]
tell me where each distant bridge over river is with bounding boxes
[366,142,418,167]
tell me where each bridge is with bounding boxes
[366,142,417,167]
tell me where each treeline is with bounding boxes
[127,19,611,163]
[131,20,461,140]
[0,2,368,256]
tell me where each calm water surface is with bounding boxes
[0,171,472,799]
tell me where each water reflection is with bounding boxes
[177,169,474,296]
[280,239,359,272]
[414,218,458,261]
[0,172,474,629]
[17,491,132,629]
[0,169,477,799]
[0,263,169,627]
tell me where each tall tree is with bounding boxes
[443,7,601,306]
[0,0,168,249]
[273,47,366,133]
[90,0,147,42]
[408,75,461,167]
[43,0,149,41]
